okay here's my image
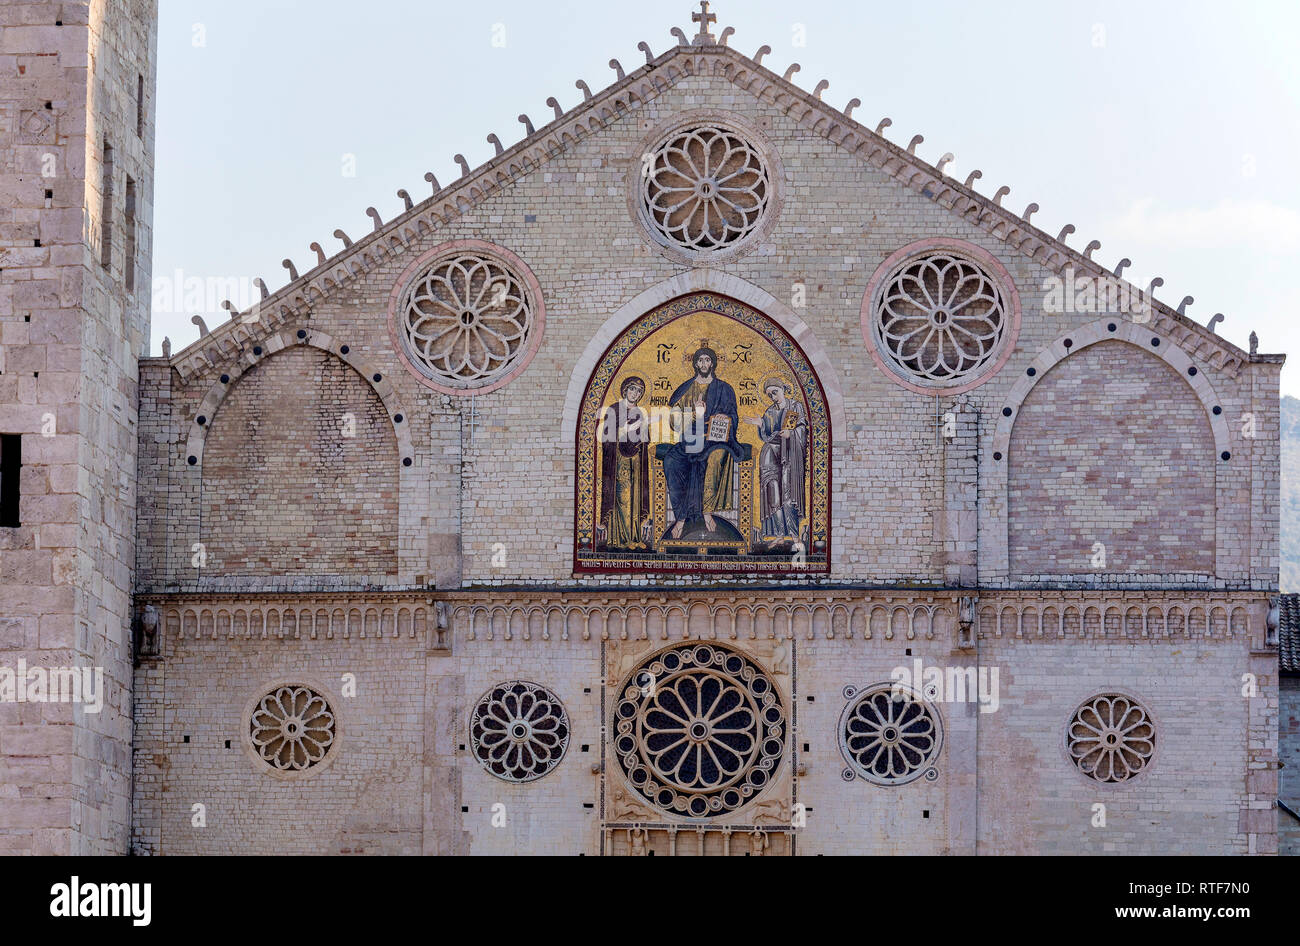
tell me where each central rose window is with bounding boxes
[614,643,785,818]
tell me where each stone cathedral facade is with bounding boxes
[0,3,1285,855]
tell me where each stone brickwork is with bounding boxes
[1008,339,1217,579]
[129,589,1271,855]
[0,0,156,855]
[940,399,979,586]
[200,346,399,577]
[0,9,1282,855]
[122,36,1281,856]
[137,60,1276,595]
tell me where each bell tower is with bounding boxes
[0,0,157,854]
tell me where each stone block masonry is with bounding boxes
[0,0,157,855]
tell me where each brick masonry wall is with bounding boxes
[133,633,425,855]
[200,346,398,577]
[128,601,1268,855]
[136,69,1276,594]
[1008,340,1216,578]
[796,637,961,855]
[121,51,1281,854]
[976,636,1253,854]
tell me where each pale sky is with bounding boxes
[152,0,1300,392]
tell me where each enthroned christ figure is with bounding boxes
[662,345,744,540]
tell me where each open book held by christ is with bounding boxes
[706,413,732,442]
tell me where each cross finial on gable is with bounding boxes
[691,1,717,44]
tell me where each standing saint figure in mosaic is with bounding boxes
[747,374,807,546]
[662,346,745,540]
[598,375,651,550]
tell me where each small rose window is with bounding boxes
[871,251,1009,386]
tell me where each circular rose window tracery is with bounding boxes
[470,681,570,782]
[870,250,1009,387]
[640,124,771,254]
[249,685,336,772]
[615,643,785,818]
[1066,693,1155,783]
[839,684,942,785]
[397,250,536,389]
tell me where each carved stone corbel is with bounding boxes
[957,595,977,649]
[136,604,160,662]
[429,600,452,654]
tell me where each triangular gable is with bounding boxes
[169,30,1252,382]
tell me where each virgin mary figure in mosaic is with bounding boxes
[598,375,652,550]
[746,373,807,546]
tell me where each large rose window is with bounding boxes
[640,125,771,254]
[614,643,785,818]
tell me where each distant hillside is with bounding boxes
[1283,395,1300,592]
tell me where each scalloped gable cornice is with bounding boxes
[169,39,1254,383]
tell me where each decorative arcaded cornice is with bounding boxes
[166,17,1263,384]
[977,589,1262,640]
[138,587,1264,646]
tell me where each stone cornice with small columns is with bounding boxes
[135,587,1268,648]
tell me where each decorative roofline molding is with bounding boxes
[166,38,1264,383]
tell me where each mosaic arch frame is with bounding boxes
[574,291,831,574]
